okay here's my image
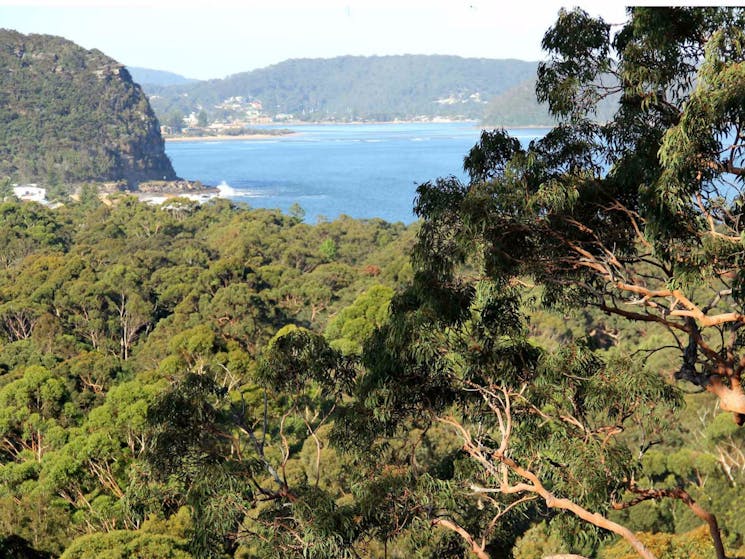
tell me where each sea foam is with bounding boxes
[216,181,239,197]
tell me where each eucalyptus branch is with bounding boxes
[612,485,725,559]
[301,408,331,489]
[279,409,292,488]
[437,403,658,559]
[696,192,741,243]
[431,517,490,559]
[233,403,295,501]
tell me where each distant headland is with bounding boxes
[0,30,178,192]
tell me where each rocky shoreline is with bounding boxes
[136,179,209,193]
[130,179,220,204]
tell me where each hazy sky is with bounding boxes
[0,1,637,80]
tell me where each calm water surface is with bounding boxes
[165,123,549,224]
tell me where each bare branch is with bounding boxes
[432,517,490,559]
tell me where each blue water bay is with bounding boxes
[165,123,550,224]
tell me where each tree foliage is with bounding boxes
[0,197,412,557]
[331,6,745,559]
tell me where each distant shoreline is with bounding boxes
[279,121,551,128]
[165,133,297,142]
[163,122,553,143]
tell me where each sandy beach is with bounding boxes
[164,133,296,142]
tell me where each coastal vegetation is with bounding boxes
[373,6,745,558]
[0,195,416,558]
[1,5,745,559]
[0,186,741,559]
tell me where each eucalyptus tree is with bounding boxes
[532,6,745,423]
[343,6,745,558]
[349,277,682,558]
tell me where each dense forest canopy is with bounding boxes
[0,30,176,187]
[2,189,738,559]
[0,195,418,558]
[3,6,745,559]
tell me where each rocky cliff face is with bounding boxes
[0,29,177,187]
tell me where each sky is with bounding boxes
[0,0,644,80]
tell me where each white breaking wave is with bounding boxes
[216,181,239,197]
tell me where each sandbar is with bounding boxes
[164,133,296,142]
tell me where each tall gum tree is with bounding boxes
[453,7,745,427]
[537,7,745,424]
[360,6,745,559]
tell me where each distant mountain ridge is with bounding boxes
[0,29,176,186]
[127,66,197,87]
[482,76,619,127]
[142,55,541,123]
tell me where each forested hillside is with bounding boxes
[143,55,538,122]
[481,77,618,126]
[0,188,743,559]
[1,190,741,559]
[0,30,176,186]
